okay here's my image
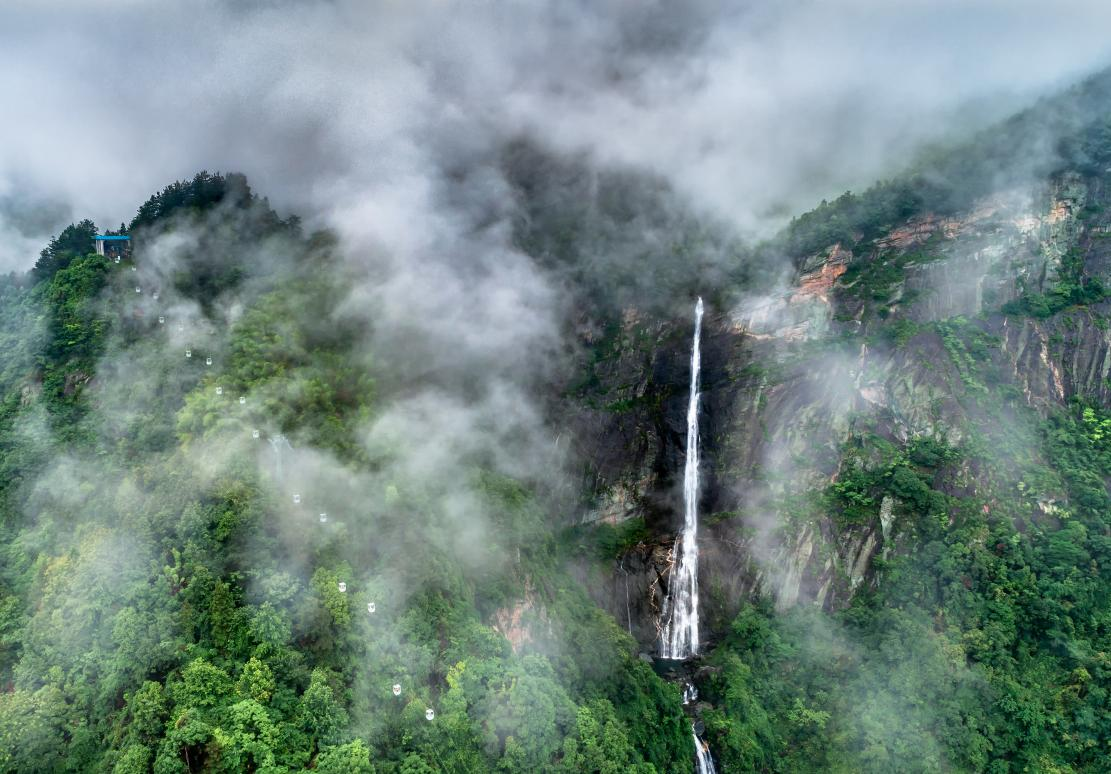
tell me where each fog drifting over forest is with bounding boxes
[2,0,1111,272]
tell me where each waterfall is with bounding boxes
[660,297,704,659]
[619,557,633,636]
[693,727,717,774]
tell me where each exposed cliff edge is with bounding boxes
[568,163,1111,654]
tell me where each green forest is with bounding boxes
[0,174,693,772]
[3,47,1111,774]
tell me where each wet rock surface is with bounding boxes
[565,168,1111,653]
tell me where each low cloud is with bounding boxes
[3,0,1111,265]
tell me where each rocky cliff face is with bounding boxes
[993,303,1111,408]
[568,165,1111,654]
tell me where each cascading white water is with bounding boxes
[693,728,717,774]
[659,297,704,659]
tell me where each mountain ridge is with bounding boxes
[2,70,1111,771]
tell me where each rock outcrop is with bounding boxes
[568,168,1111,653]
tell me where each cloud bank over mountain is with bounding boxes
[2,0,1111,272]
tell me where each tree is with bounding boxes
[176,658,233,710]
[0,686,74,772]
[112,744,152,774]
[210,699,279,773]
[126,681,169,744]
[300,667,348,748]
[236,657,276,704]
[316,739,375,773]
[32,219,97,281]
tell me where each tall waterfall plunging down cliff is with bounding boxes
[660,297,704,659]
[693,728,717,774]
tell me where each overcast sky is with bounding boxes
[2,0,1111,272]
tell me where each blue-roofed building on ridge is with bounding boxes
[94,234,131,260]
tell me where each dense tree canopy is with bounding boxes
[0,179,691,773]
[5,74,1111,772]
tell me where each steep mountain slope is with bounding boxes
[0,174,690,773]
[563,72,1111,772]
[2,69,1111,774]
